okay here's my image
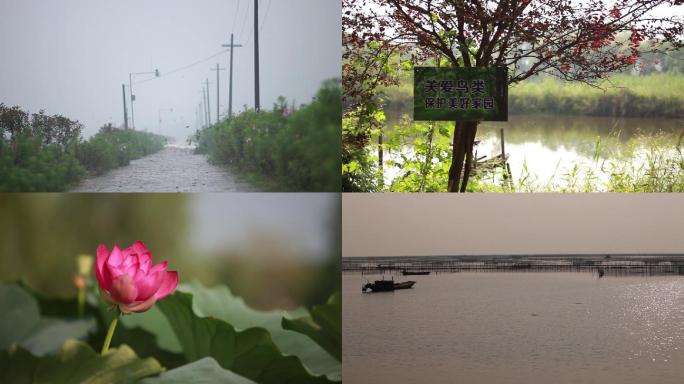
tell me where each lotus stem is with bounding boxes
[77,287,85,318]
[101,317,118,354]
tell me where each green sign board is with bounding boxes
[414,67,508,121]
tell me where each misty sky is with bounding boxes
[343,194,684,257]
[191,193,339,261]
[0,0,340,141]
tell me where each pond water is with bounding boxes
[343,271,684,384]
[382,114,683,190]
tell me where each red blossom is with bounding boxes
[629,29,644,46]
[609,7,621,19]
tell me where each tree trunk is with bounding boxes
[447,120,478,192]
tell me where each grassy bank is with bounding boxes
[196,79,341,191]
[0,106,166,191]
[509,73,684,118]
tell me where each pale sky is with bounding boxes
[0,0,340,141]
[190,193,339,261]
[343,194,684,257]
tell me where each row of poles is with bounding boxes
[121,0,262,132]
[199,0,261,130]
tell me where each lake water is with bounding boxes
[343,271,684,384]
[382,114,683,190]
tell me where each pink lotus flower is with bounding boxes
[95,241,178,314]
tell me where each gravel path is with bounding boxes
[71,146,251,192]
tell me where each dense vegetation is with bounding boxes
[196,80,341,192]
[343,0,684,192]
[0,282,341,383]
[0,104,166,191]
[344,109,684,193]
[342,60,684,192]
[75,124,166,176]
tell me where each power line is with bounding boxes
[260,0,271,32]
[231,0,241,34]
[134,49,230,85]
[244,0,270,45]
[238,0,251,42]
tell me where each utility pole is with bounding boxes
[129,73,135,129]
[121,84,129,129]
[204,79,212,126]
[210,64,226,123]
[254,0,260,111]
[221,33,242,119]
[200,89,206,128]
[128,69,159,129]
[198,101,205,128]
[202,86,208,127]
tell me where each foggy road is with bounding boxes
[71,146,252,192]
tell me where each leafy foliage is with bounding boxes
[157,291,336,384]
[0,284,94,356]
[76,124,166,176]
[0,133,85,191]
[179,282,340,380]
[196,80,341,191]
[142,358,256,384]
[0,340,163,384]
[1,281,341,383]
[0,105,167,191]
[281,292,342,362]
[342,0,684,191]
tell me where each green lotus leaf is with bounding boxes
[157,291,337,384]
[0,284,94,356]
[281,292,341,361]
[178,281,340,380]
[143,357,256,384]
[0,339,163,384]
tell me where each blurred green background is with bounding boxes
[0,193,340,309]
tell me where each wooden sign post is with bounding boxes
[414,67,508,191]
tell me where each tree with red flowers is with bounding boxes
[343,0,684,191]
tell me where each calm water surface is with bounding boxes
[343,272,684,384]
[383,114,683,189]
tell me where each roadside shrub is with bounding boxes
[0,105,166,191]
[76,125,166,175]
[197,79,341,191]
[0,133,85,192]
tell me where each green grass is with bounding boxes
[508,73,684,118]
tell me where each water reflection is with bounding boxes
[343,270,684,384]
[382,114,683,189]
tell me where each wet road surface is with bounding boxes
[71,146,251,192]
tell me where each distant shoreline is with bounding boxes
[342,254,684,272]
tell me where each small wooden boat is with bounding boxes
[402,269,430,276]
[362,278,415,292]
